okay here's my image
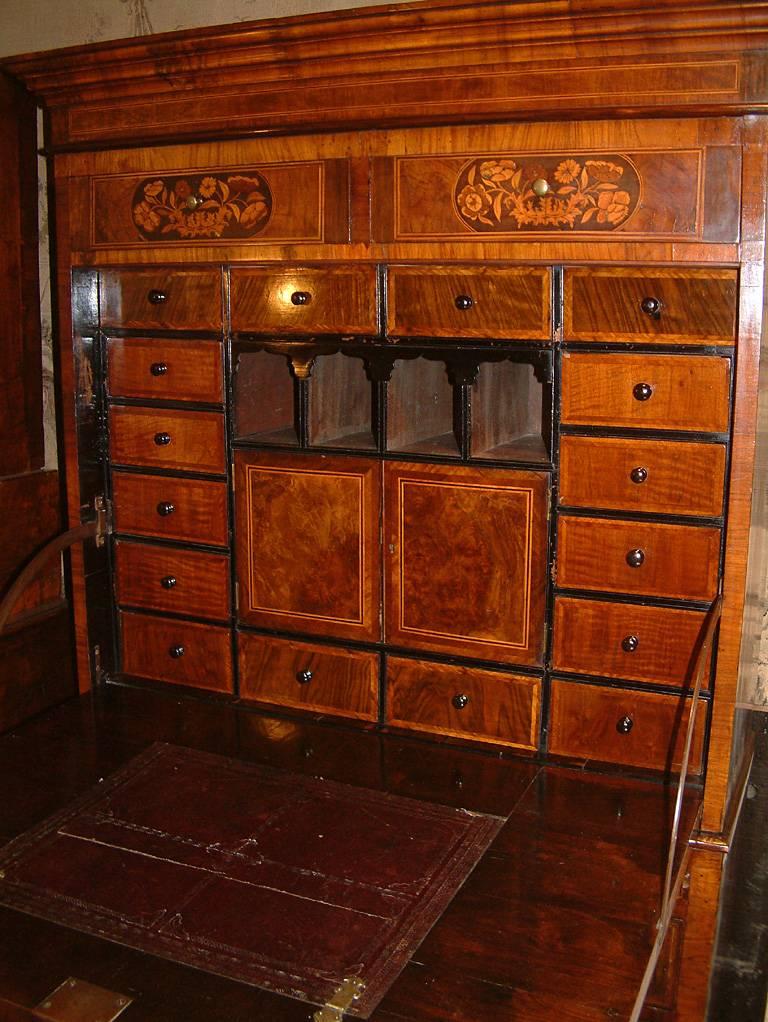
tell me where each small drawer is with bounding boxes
[238,633,378,721]
[386,656,540,750]
[230,265,379,335]
[100,269,222,330]
[112,472,228,546]
[552,597,710,689]
[120,611,232,692]
[556,516,720,602]
[560,353,730,432]
[115,540,230,620]
[107,337,223,404]
[559,436,726,517]
[386,266,551,340]
[110,406,225,474]
[548,679,705,773]
[563,267,737,345]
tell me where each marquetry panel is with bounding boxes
[120,611,233,692]
[107,337,224,404]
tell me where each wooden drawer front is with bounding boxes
[563,268,737,344]
[100,270,222,330]
[110,406,225,474]
[121,612,232,692]
[107,338,223,404]
[238,633,378,721]
[552,598,709,689]
[115,540,230,620]
[559,436,726,517]
[230,266,379,335]
[556,516,720,601]
[387,266,550,340]
[112,472,228,546]
[548,680,705,773]
[560,353,730,432]
[386,657,540,750]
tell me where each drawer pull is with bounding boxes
[632,382,654,402]
[156,501,175,517]
[150,362,168,377]
[630,466,648,484]
[454,294,474,311]
[451,693,470,710]
[147,289,167,304]
[290,291,312,306]
[626,548,645,568]
[168,644,185,659]
[531,178,550,197]
[160,575,177,589]
[640,296,663,319]
[621,634,640,653]
[296,668,313,684]
[154,432,172,446]
[616,715,634,734]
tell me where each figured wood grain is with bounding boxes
[111,472,228,546]
[558,436,727,517]
[107,337,223,404]
[120,611,232,692]
[109,406,225,474]
[234,349,297,443]
[556,516,721,601]
[100,269,222,330]
[552,597,710,689]
[238,632,378,721]
[386,656,540,749]
[560,352,731,432]
[308,353,375,449]
[115,540,230,621]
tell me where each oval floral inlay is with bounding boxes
[454,154,640,232]
[132,170,273,240]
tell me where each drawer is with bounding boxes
[386,656,540,750]
[120,611,232,692]
[112,472,228,546]
[548,680,705,773]
[115,540,230,620]
[230,265,379,335]
[100,269,222,330]
[552,597,710,689]
[559,436,726,517]
[560,353,730,432]
[563,267,737,345]
[107,337,223,404]
[110,406,225,474]
[386,266,550,340]
[238,632,378,721]
[556,516,720,601]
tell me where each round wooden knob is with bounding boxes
[640,296,663,318]
[290,291,311,306]
[630,467,648,484]
[452,693,469,710]
[160,575,177,589]
[626,548,645,568]
[154,432,172,446]
[147,289,167,304]
[621,634,639,653]
[454,294,474,310]
[168,645,185,659]
[296,669,313,684]
[150,362,168,376]
[156,501,175,517]
[616,715,634,734]
[633,383,653,402]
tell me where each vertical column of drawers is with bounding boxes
[104,270,233,693]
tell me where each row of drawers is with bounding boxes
[100,265,737,344]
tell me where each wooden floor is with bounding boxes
[0,682,704,1022]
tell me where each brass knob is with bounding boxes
[621,635,639,653]
[630,467,648,484]
[168,645,185,659]
[532,178,550,197]
[290,291,311,306]
[296,668,313,684]
[150,362,168,377]
[147,289,167,304]
[454,294,473,310]
[160,575,177,589]
[626,548,645,568]
[633,382,653,402]
[156,501,175,517]
[185,195,201,210]
[640,296,663,319]
[616,715,634,735]
[452,693,469,710]
[154,432,172,446]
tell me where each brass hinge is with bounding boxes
[94,494,112,548]
[313,977,365,1022]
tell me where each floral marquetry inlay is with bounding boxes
[454,154,641,232]
[132,170,272,240]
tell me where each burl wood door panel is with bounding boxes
[384,462,549,665]
[115,540,230,621]
[100,269,222,331]
[235,451,381,642]
[112,472,229,546]
[563,267,738,344]
[559,436,726,517]
[238,632,378,721]
[556,516,720,601]
[107,337,223,404]
[110,406,226,474]
[121,611,233,692]
[386,656,540,749]
[560,353,731,432]
[552,597,709,689]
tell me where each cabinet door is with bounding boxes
[235,451,381,642]
[384,462,549,665]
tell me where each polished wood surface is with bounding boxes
[557,516,721,601]
[558,436,727,517]
[386,656,540,749]
[560,352,731,433]
[563,267,738,344]
[115,540,230,621]
[238,632,378,721]
[112,472,229,547]
[100,269,222,331]
[120,611,232,693]
[107,337,223,404]
[110,406,226,474]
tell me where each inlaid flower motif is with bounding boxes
[174,180,192,200]
[133,200,160,231]
[199,176,217,198]
[478,159,517,183]
[596,188,631,224]
[554,159,581,184]
[457,183,492,220]
[585,160,623,183]
[144,180,164,198]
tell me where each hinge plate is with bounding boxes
[313,977,365,1021]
